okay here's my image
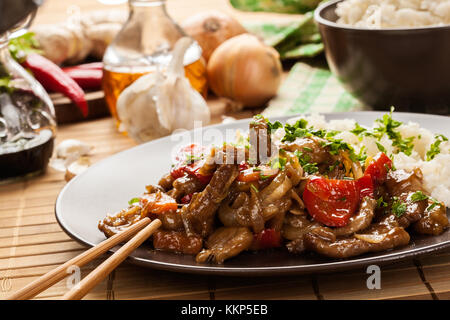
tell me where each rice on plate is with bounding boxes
[271,111,450,207]
[335,0,450,28]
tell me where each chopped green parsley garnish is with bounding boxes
[426,134,448,161]
[294,150,318,174]
[328,160,341,172]
[392,197,407,217]
[376,197,388,208]
[409,191,428,202]
[407,191,442,212]
[282,119,309,142]
[250,184,259,193]
[185,154,202,164]
[350,123,368,137]
[375,142,387,153]
[426,198,443,212]
[267,120,283,133]
[0,76,12,93]
[128,197,140,205]
[270,157,287,170]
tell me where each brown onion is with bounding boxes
[207,34,282,107]
[182,10,247,62]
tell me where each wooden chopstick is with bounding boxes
[62,218,161,300]
[7,217,154,300]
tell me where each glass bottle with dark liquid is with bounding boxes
[102,0,207,126]
[0,30,56,182]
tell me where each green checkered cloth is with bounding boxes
[263,62,368,116]
[230,0,322,14]
[244,12,323,59]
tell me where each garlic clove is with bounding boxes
[65,156,91,182]
[56,139,93,159]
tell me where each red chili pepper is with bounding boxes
[364,152,392,185]
[63,62,103,71]
[23,54,88,117]
[303,176,359,227]
[251,228,282,250]
[63,68,102,90]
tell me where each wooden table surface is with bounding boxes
[0,0,449,300]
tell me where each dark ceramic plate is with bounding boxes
[55,112,450,276]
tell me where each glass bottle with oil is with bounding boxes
[102,0,207,125]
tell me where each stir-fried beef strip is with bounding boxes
[196,227,253,264]
[385,168,448,233]
[98,206,142,238]
[283,214,321,254]
[157,209,184,231]
[304,226,410,259]
[281,136,330,165]
[167,175,204,201]
[333,197,376,237]
[181,164,239,237]
[414,199,449,235]
[153,229,203,255]
[158,173,175,191]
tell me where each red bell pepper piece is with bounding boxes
[303,176,359,227]
[364,152,392,185]
[251,229,282,250]
[171,144,212,184]
[356,174,374,199]
[23,54,88,117]
[180,193,193,204]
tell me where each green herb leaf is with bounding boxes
[8,32,41,62]
[392,197,407,217]
[270,157,287,170]
[350,123,367,136]
[426,198,443,212]
[185,154,202,164]
[409,191,428,202]
[294,150,318,174]
[376,197,388,208]
[375,142,387,153]
[128,197,140,205]
[426,134,448,161]
[0,76,13,93]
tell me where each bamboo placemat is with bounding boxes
[0,111,449,300]
[1,0,448,301]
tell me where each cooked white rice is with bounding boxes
[335,0,450,28]
[273,114,450,207]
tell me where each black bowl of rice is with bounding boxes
[315,0,450,114]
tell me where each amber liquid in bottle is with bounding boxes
[103,58,207,123]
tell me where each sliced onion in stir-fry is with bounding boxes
[354,233,387,244]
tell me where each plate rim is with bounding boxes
[55,111,450,276]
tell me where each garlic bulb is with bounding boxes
[117,37,211,143]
